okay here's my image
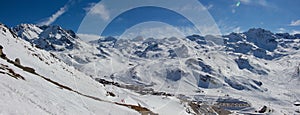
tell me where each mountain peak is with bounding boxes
[244,28,274,36]
[13,24,79,51]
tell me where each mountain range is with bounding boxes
[1,23,300,114]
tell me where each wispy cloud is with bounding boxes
[179,3,213,12]
[291,30,300,35]
[276,28,300,35]
[38,1,71,26]
[231,0,270,14]
[290,20,300,26]
[232,27,242,33]
[205,4,214,10]
[240,0,251,4]
[84,3,110,21]
[119,22,186,39]
[277,28,287,33]
[217,20,243,34]
[239,0,268,7]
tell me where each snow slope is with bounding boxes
[1,23,144,115]
[1,23,300,114]
[1,23,202,115]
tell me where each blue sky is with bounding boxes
[0,0,300,36]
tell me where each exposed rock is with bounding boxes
[257,105,271,113]
[294,101,300,106]
[0,45,6,59]
[14,58,21,65]
[106,91,116,97]
[0,45,3,55]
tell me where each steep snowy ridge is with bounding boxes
[1,23,123,114]
[1,23,300,114]
[13,24,79,51]
[0,23,163,115]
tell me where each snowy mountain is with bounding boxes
[13,24,79,51]
[1,23,300,114]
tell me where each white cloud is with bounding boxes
[290,20,300,26]
[85,3,110,21]
[232,27,242,33]
[232,0,270,14]
[205,4,214,10]
[120,24,185,39]
[38,3,69,26]
[117,21,204,40]
[240,0,250,4]
[239,0,268,7]
[276,28,300,35]
[277,28,287,33]
[217,20,243,34]
[118,20,224,40]
[258,0,268,6]
[291,30,300,35]
[180,3,213,12]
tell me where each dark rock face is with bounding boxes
[166,69,183,81]
[235,57,267,75]
[258,106,268,113]
[186,35,206,44]
[197,74,222,88]
[244,28,278,52]
[225,77,248,90]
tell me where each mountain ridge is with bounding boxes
[1,22,300,114]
